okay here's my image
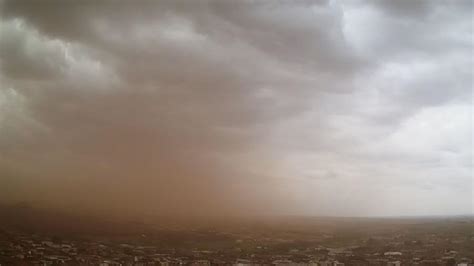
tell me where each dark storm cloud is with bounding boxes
[0,0,471,216]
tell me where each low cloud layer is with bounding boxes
[0,0,472,217]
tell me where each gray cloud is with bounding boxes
[0,0,471,217]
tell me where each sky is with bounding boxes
[0,0,472,218]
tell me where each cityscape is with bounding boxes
[0,205,473,265]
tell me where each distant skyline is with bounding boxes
[0,0,472,218]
